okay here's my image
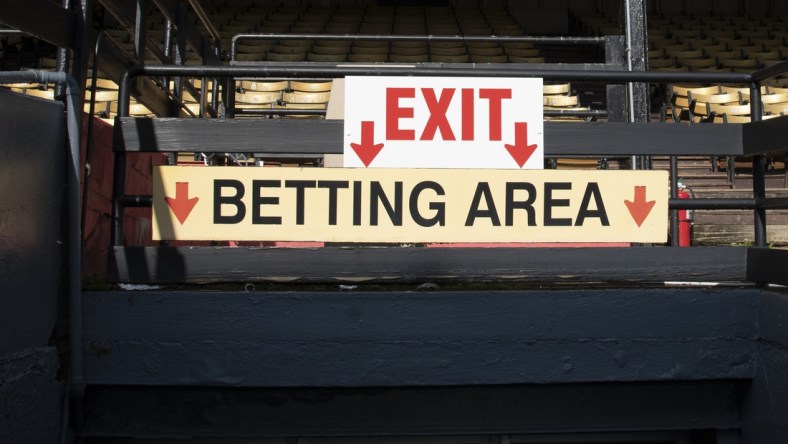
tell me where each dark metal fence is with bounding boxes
[114,62,788,239]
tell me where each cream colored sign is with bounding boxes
[153,166,668,243]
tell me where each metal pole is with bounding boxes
[54,0,72,99]
[669,156,679,246]
[623,0,650,170]
[750,83,767,247]
[230,33,607,62]
[116,63,755,84]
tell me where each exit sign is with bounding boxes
[343,76,544,169]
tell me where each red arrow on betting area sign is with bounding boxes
[625,185,656,227]
[165,182,199,224]
[343,76,544,170]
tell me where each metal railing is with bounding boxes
[230,33,608,63]
[226,33,616,119]
[112,60,788,251]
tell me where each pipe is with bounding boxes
[669,156,679,246]
[750,59,788,84]
[230,33,606,60]
[82,31,105,240]
[118,64,754,102]
[623,0,637,170]
[668,197,788,210]
[0,70,83,434]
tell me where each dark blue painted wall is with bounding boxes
[741,291,788,442]
[0,88,66,443]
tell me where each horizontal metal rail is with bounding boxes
[750,59,788,84]
[668,198,788,210]
[110,193,788,213]
[117,64,755,117]
[231,33,607,62]
[232,108,609,118]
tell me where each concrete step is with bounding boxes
[678,173,732,189]
[730,174,788,190]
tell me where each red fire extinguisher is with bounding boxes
[677,179,692,247]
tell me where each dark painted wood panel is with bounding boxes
[746,247,788,286]
[546,122,742,155]
[758,290,788,347]
[83,289,758,343]
[0,89,65,355]
[113,118,343,154]
[109,246,747,284]
[82,382,742,437]
[114,118,747,156]
[82,289,758,386]
[743,115,788,155]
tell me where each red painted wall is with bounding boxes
[81,116,168,279]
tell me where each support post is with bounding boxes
[750,84,767,247]
[670,156,679,246]
[69,0,91,112]
[605,35,626,123]
[133,0,149,64]
[623,0,650,169]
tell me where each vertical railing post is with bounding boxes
[750,83,767,247]
[624,0,650,170]
[133,0,149,64]
[604,36,626,123]
[670,156,679,246]
[54,0,72,99]
[173,0,187,118]
[164,18,175,119]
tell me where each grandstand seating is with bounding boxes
[4,3,785,124]
[2,1,786,196]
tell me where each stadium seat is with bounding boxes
[288,81,332,93]
[239,80,288,93]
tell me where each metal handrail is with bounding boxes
[112,62,788,248]
[231,33,607,62]
[117,64,756,114]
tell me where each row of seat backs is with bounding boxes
[670,84,788,123]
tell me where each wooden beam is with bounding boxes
[151,0,221,65]
[95,0,167,63]
[108,246,747,284]
[113,118,343,154]
[743,115,788,155]
[747,247,788,285]
[94,41,171,117]
[83,382,743,437]
[113,118,747,157]
[82,288,757,386]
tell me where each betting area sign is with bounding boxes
[152,167,668,243]
[343,76,544,169]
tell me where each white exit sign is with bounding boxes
[343,76,544,169]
